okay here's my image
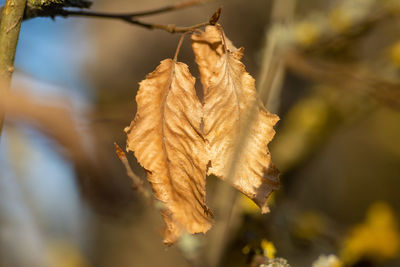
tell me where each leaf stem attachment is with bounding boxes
[174,32,189,62]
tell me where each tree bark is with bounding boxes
[0,0,27,136]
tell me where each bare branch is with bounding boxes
[42,5,214,33]
[0,0,27,137]
[23,0,202,18]
[0,0,216,33]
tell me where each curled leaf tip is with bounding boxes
[209,7,222,25]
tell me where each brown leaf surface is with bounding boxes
[124,59,212,244]
[192,26,280,213]
[191,26,236,95]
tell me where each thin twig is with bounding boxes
[0,0,204,19]
[114,143,152,203]
[150,21,210,33]
[64,0,203,18]
[173,32,189,61]
[57,6,218,33]
[0,0,211,33]
[40,7,212,33]
[27,0,205,22]
[0,0,215,35]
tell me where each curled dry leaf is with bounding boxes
[192,26,280,213]
[124,59,212,244]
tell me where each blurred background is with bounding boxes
[0,0,399,266]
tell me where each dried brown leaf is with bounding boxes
[192,26,280,213]
[124,59,212,244]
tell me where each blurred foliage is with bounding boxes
[47,239,89,267]
[340,202,400,265]
[292,212,327,242]
[390,40,400,68]
[272,88,341,173]
[261,239,277,259]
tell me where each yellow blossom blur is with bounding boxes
[390,41,400,68]
[293,212,326,241]
[340,202,400,264]
[261,239,276,259]
[47,239,89,267]
[312,255,343,267]
[294,21,321,47]
[329,8,352,32]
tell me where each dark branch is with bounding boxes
[24,0,205,20]
[41,8,212,33]
[0,0,214,33]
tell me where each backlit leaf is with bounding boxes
[124,59,212,244]
[192,26,280,213]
